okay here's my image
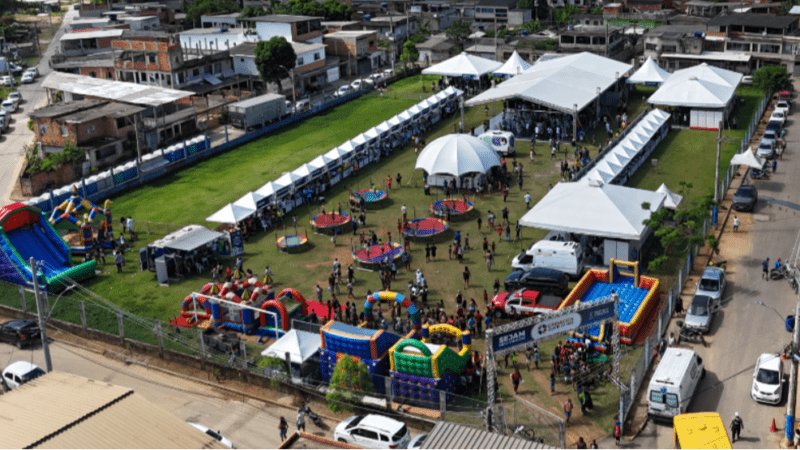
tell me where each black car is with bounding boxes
[732,184,758,212]
[0,320,40,349]
[504,267,570,296]
[765,120,782,134]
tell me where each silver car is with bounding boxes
[684,294,717,333]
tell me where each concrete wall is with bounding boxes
[201,16,237,28]
[233,55,259,76]
[255,22,293,42]
[79,66,116,79]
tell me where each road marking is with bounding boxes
[752,214,770,222]
[760,195,800,211]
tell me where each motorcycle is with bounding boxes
[789,272,799,295]
[299,401,322,426]
[770,265,790,280]
[751,168,770,180]
[676,320,707,347]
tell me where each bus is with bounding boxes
[673,412,731,449]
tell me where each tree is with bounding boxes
[520,19,544,34]
[400,40,419,70]
[553,3,579,26]
[274,0,352,20]
[322,0,353,20]
[326,356,375,413]
[255,37,297,92]
[417,20,433,36]
[239,6,264,18]
[589,3,604,14]
[446,21,471,46]
[186,0,240,28]
[516,0,550,21]
[753,65,791,94]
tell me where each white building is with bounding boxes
[179,27,259,53]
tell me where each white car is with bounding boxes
[756,140,775,159]
[337,85,352,97]
[24,67,38,78]
[8,91,21,105]
[350,80,362,91]
[742,75,753,85]
[365,73,384,85]
[404,434,427,449]
[2,361,45,390]
[383,68,395,78]
[751,353,783,404]
[775,100,791,116]
[1,100,16,114]
[334,414,411,449]
[0,76,13,87]
[188,422,234,448]
[770,110,786,126]
[20,73,33,84]
[295,98,310,112]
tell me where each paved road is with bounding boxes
[0,8,78,206]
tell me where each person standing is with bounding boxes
[730,412,743,443]
[279,417,288,441]
[431,243,437,261]
[463,266,471,288]
[576,437,587,449]
[296,410,306,432]
[763,257,770,280]
[524,192,532,209]
[563,398,573,424]
[550,371,556,394]
[578,388,587,415]
[525,348,532,371]
[614,421,621,447]
[534,346,540,370]
[511,367,522,394]
[401,204,408,222]
[733,215,739,232]
[425,243,431,262]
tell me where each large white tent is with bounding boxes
[415,134,502,177]
[233,191,267,211]
[626,56,671,86]
[647,63,741,109]
[494,50,532,78]
[520,179,665,241]
[260,329,321,364]
[656,183,684,210]
[730,148,766,169]
[465,52,632,113]
[422,52,503,78]
[206,203,256,223]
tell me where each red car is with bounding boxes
[490,289,562,319]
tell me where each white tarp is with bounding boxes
[730,148,766,169]
[648,63,742,108]
[387,115,406,128]
[626,56,671,86]
[466,52,632,113]
[422,52,503,78]
[206,203,256,223]
[520,179,665,241]
[494,50,532,78]
[415,134,502,177]
[233,191,266,211]
[376,122,391,134]
[260,329,322,364]
[656,183,684,210]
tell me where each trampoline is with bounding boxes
[351,189,389,206]
[429,199,474,219]
[353,242,405,265]
[276,234,309,252]
[310,212,352,229]
[402,218,448,240]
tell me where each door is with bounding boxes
[519,297,536,316]
[506,297,521,315]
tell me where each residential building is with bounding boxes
[179,27,259,53]
[407,1,461,32]
[59,29,124,57]
[320,20,362,32]
[624,0,672,11]
[474,0,518,23]
[228,41,337,94]
[417,35,457,64]
[69,17,112,31]
[508,9,531,25]
[51,53,118,79]
[361,15,417,42]
[238,15,325,44]
[30,99,145,168]
[200,12,242,29]
[324,30,383,75]
[558,25,634,61]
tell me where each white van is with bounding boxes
[647,348,705,420]
[478,130,515,155]
[511,240,585,278]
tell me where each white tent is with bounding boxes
[324,146,350,163]
[364,126,383,141]
[206,203,256,223]
[656,183,684,210]
[730,148,766,169]
[415,134,502,176]
[233,191,267,211]
[256,180,286,199]
[399,110,413,122]
[520,179,665,241]
[338,140,357,152]
[260,329,322,364]
[387,115,406,129]
[275,171,302,192]
[422,52,503,78]
[292,163,315,179]
[647,63,742,108]
[626,56,671,86]
[466,52,632,113]
[309,154,334,172]
[494,50,532,78]
[443,86,464,98]
[408,105,423,118]
[376,122,392,134]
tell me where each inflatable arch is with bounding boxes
[364,291,422,336]
[259,299,290,331]
[277,287,308,316]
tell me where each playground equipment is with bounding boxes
[48,186,115,254]
[352,242,405,266]
[559,259,660,345]
[402,218,449,241]
[172,279,279,329]
[0,202,96,291]
[319,321,401,394]
[429,199,474,220]
[276,232,309,252]
[363,291,422,334]
[350,189,388,207]
[388,324,472,406]
[310,212,351,231]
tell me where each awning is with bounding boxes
[150,225,225,252]
[260,329,322,364]
[730,148,766,169]
[656,183,684,210]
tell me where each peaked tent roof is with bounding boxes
[465,52,633,113]
[494,50,532,78]
[626,56,672,85]
[309,154,334,170]
[519,180,665,240]
[656,183,684,210]
[256,180,287,198]
[730,148,766,169]
[233,191,266,211]
[415,133,502,177]
[261,329,322,364]
[422,52,503,77]
[206,203,256,223]
[647,63,742,108]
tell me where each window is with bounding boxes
[650,390,665,403]
[214,63,221,73]
[727,42,750,52]
[59,126,68,137]
[561,35,575,44]
[192,68,200,77]
[760,43,780,54]
[665,393,679,408]
[297,57,304,66]
[645,43,657,51]
[116,117,126,129]
[314,52,320,61]
[89,71,96,78]
[359,430,379,440]
[38,124,48,134]
[86,125,95,135]
[204,65,212,74]
[661,45,676,53]
[240,58,245,62]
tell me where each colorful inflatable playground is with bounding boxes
[351,189,388,206]
[429,199,474,219]
[276,232,309,252]
[389,324,472,407]
[310,212,351,230]
[49,186,116,255]
[559,259,660,345]
[353,242,405,266]
[402,218,449,240]
[0,202,96,291]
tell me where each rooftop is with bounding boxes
[180,27,255,36]
[325,30,377,38]
[421,421,555,449]
[238,14,323,23]
[201,12,242,19]
[61,102,146,123]
[292,41,326,53]
[60,29,125,41]
[30,99,106,119]
[647,24,708,37]
[229,42,256,57]
[320,20,361,26]
[707,12,798,28]
[476,0,518,7]
[42,72,194,107]
[120,29,173,39]
[51,52,117,69]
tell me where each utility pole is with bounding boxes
[30,258,53,373]
[786,288,800,446]
[714,121,722,204]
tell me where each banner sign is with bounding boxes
[230,229,244,257]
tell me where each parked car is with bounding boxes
[683,294,717,333]
[383,68,395,78]
[350,80,363,91]
[732,184,758,211]
[24,67,38,78]
[742,75,753,85]
[775,100,791,116]
[0,76,13,87]
[0,320,39,349]
[695,266,726,302]
[0,115,8,132]
[8,91,21,105]
[503,267,569,296]
[490,288,562,319]
[334,414,411,449]
[295,98,310,112]
[20,73,33,84]
[756,139,775,159]
[336,85,352,97]
[365,73,383,85]
[761,129,778,148]
[188,422,234,448]
[2,361,45,390]
[0,111,10,129]
[770,110,786,126]
[7,63,22,75]
[1,100,16,113]
[765,120,782,134]
[404,434,427,449]
[751,353,783,404]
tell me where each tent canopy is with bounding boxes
[275,171,302,189]
[655,183,684,210]
[233,191,266,211]
[256,180,286,199]
[415,133,502,177]
[626,56,671,86]
[260,329,322,364]
[324,146,349,162]
[422,52,503,78]
[520,179,665,241]
[494,50,532,78]
[309,154,333,171]
[648,63,741,108]
[466,52,632,113]
[206,203,256,223]
[730,148,766,169]
[292,163,315,178]
[150,225,224,252]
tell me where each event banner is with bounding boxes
[230,230,245,257]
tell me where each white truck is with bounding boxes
[228,93,287,130]
[478,130,515,155]
[647,348,705,420]
[511,240,585,278]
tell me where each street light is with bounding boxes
[755,301,785,322]
[278,65,296,114]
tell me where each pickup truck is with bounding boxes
[490,288,563,319]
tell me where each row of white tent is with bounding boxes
[422,51,531,79]
[206,86,465,224]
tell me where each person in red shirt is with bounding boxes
[511,368,522,394]
[497,225,502,237]
[386,175,392,190]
